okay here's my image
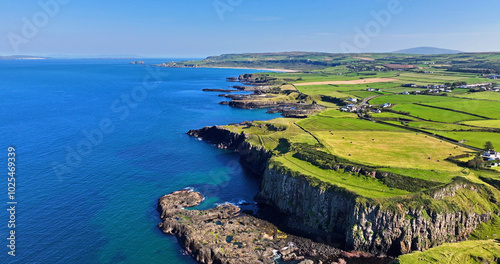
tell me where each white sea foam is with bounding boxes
[215,201,235,207]
[183,187,195,192]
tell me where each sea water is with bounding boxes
[0,59,280,264]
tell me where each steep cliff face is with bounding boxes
[187,126,271,175]
[257,167,357,236]
[257,165,496,256]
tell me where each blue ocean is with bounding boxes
[0,59,280,264]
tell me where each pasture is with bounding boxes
[453,91,500,102]
[424,100,500,119]
[430,131,500,149]
[391,104,484,123]
[298,116,405,131]
[461,120,500,129]
[315,130,468,172]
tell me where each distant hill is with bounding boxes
[0,55,48,60]
[393,47,462,55]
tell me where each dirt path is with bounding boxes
[353,57,375,61]
[294,78,399,86]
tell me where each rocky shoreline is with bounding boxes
[158,189,392,264]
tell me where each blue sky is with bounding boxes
[1,0,499,57]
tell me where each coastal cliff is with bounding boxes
[187,125,271,175]
[186,125,499,256]
[257,164,496,255]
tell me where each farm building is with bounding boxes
[381,103,392,108]
[482,150,500,161]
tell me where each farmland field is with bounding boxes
[430,131,500,149]
[370,112,418,120]
[406,121,478,131]
[317,109,358,118]
[453,91,500,101]
[315,130,469,172]
[461,120,500,129]
[394,71,488,85]
[369,94,465,105]
[294,77,399,86]
[424,100,500,119]
[391,104,484,123]
[298,115,405,131]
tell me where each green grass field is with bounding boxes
[392,104,484,123]
[315,130,468,172]
[289,71,398,83]
[461,120,500,129]
[370,94,464,105]
[397,239,500,264]
[394,71,487,85]
[370,112,418,120]
[425,100,500,119]
[429,131,500,149]
[454,91,500,101]
[298,115,405,131]
[317,109,358,118]
[406,121,478,131]
[296,82,401,95]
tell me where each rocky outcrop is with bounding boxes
[130,61,145,65]
[257,165,497,256]
[158,189,351,264]
[187,126,271,175]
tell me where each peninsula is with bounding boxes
[158,52,500,264]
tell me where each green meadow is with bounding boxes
[391,104,483,123]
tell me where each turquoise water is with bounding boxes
[0,59,280,263]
